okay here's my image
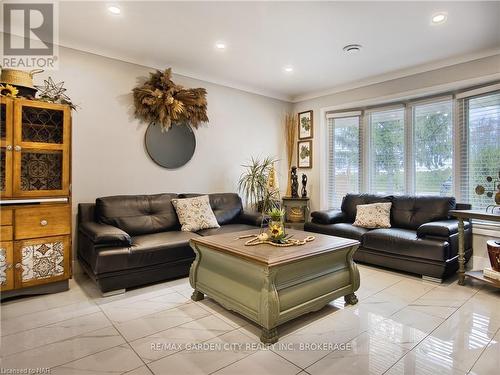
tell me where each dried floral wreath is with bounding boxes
[133,68,208,131]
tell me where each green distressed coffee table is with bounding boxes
[189,229,360,343]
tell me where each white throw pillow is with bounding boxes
[171,195,220,232]
[353,202,392,229]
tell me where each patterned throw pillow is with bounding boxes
[171,195,220,232]
[353,202,392,229]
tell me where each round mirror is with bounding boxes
[145,123,196,169]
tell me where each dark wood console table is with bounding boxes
[449,209,500,287]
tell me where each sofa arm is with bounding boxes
[238,211,268,227]
[417,219,471,238]
[79,222,132,246]
[311,210,347,224]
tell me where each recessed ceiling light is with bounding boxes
[215,42,226,50]
[431,12,447,24]
[343,44,362,54]
[283,65,294,73]
[108,5,121,15]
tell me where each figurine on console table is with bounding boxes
[291,166,299,198]
[301,174,308,197]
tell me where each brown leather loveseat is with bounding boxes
[304,194,473,281]
[78,193,263,294]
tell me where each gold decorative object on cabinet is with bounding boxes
[0,97,72,299]
[282,197,310,230]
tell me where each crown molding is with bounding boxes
[291,48,500,103]
[0,30,293,101]
[57,43,294,103]
[315,73,500,115]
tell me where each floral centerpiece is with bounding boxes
[267,208,288,244]
[241,204,315,247]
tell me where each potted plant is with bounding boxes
[237,156,277,211]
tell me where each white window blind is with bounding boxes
[412,100,453,196]
[323,84,499,210]
[458,91,500,209]
[327,115,361,208]
[368,108,405,194]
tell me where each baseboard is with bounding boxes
[470,255,491,271]
[1,280,69,301]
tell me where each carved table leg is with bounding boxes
[191,290,204,301]
[457,218,465,286]
[260,327,278,344]
[344,293,358,305]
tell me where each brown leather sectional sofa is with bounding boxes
[78,193,264,294]
[305,194,473,281]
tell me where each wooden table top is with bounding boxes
[449,209,500,222]
[190,228,359,266]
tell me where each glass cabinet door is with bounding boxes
[0,97,13,198]
[12,100,70,197]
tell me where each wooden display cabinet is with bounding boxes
[0,241,14,291]
[0,98,72,299]
[1,97,13,198]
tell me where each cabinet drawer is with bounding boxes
[1,209,13,226]
[1,226,13,241]
[14,205,70,240]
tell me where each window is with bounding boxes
[327,115,360,208]
[325,85,500,210]
[460,91,500,209]
[368,108,405,194]
[413,100,453,196]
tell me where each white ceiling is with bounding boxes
[58,1,500,101]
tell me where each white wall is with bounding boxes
[33,47,291,224]
[292,54,500,212]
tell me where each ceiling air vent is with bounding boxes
[343,44,362,54]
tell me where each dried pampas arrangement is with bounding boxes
[133,68,208,131]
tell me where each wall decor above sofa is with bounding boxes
[145,122,196,169]
[132,67,209,131]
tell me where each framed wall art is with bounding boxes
[298,110,313,139]
[297,140,312,169]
